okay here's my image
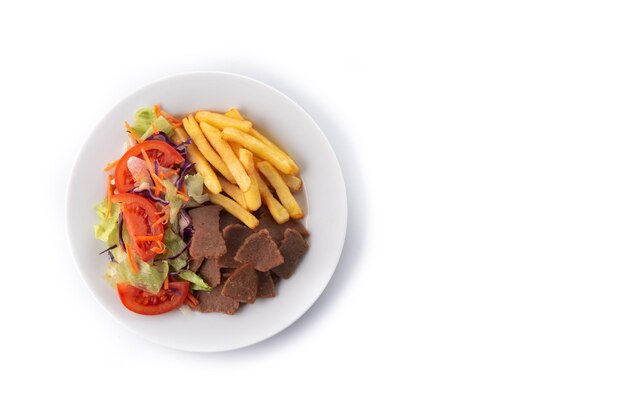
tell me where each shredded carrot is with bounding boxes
[163,276,169,290]
[159,169,179,179]
[155,206,169,216]
[175,183,188,201]
[106,175,113,219]
[151,211,170,228]
[103,159,119,172]
[154,104,161,117]
[150,246,168,254]
[151,120,159,135]
[126,244,139,274]
[185,299,195,308]
[125,121,141,143]
[135,233,164,242]
[176,190,189,202]
[140,148,164,193]
[186,292,199,307]
[159,109,183,128]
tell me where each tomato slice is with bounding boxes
[111,193,164,262]
[114,140,184,192]
[117,281,189,315]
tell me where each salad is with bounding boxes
[95,105,309,316]
[95,106,211,314]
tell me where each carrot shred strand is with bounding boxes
[163,276,169,290]
[106,175,113,219]
[151,211,170,229]
[140,148,164,193]
[154,104,161,117]
[151,120,159,135]
[186,292,199,307]
[125,121,141,143]
[126,244,139,274]
[103,159,119,171]
[134,233,164,242]
[160,109,183,128]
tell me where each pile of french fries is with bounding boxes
[173,109,303,229]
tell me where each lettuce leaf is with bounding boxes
[159,227,188,271]
[177,270,211,291]
[117,256,169,294]
[132,107,174,138]
[132,107,157,137]
[163,180,184,232]
[184,173,210,207]
[93,199,120,246]
[139,116,174,140]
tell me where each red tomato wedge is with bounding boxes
[117,281,189,315]
[114,140,184,192]
[111,193,164,262]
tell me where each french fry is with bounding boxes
[249,128,299,174]
[195,111,252,132]
[230,142,241,155]
[281,173,302,191]
[225,109,300,174]
[198,121,251,192]
[207,193,259,229]
[222,127,296,175]
[218,176,247,209]
[256,172,289,224]
[222,110,243,154]
[238,149,262,211]
[174,127,189,145]
[187,144,221,194]
[224,108,243,120]
[182,116,236,183]
[257,161,304,219]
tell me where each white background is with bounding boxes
[1,1,625,415]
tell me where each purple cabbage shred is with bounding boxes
[163,239,192,261]
[99,244,117,255]
[118,213,126,252]
[175,162,194,189]
[133,188,169,205]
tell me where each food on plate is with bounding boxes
[207,192,259,229]
[221,263,258,304]
[272,229,309,279]
[94,104,309,315]
[256,271,276,298]
[199,121,251,192]
[282,174,302,191]
[257,161,304,219]
[195,110,253,132]
[218,176,248,209]
[221,127,295,175]
[238,149,263,211]
[220,224,254,268]
[256,170,290,224]
[183,116,235,183]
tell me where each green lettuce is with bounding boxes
[163,180,184,232]
[177,270,211,291]
[132,107,157,137]
[93,199,120,246]
[117,256,169,294]
[139,116,174,140]
[158,227,188,271]
[104,262,120,288]
[132,107,174,138]
[184,173,209,207]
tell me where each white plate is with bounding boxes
[66,72,347,352]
